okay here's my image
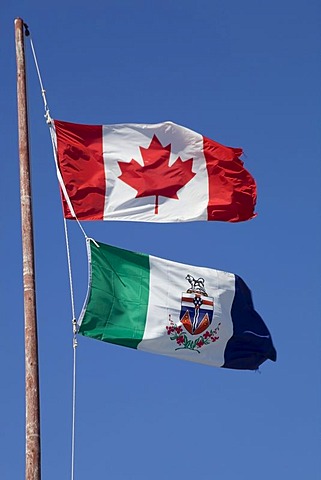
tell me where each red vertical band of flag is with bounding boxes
[203,136,257,222]
[54,120,105,220]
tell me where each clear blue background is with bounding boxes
[1,1,321,479]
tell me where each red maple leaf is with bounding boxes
[118,135,195,214]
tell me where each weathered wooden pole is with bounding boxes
[15,17,41,480]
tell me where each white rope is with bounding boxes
[63,217,78,480]
[48,124,77,216]
[63,219,77,321]
[28,34,51,123]
[71,326,77,480]
[48,122,89,241]
[26,29,82,480]
[28,26,89,243]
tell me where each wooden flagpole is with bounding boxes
[15,18,41,480]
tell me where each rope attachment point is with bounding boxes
[72,318,78,349]
[25,27,52,123]
[23,23,30,36]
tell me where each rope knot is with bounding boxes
[72,318,78,335]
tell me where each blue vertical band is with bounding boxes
[223,275,277,370]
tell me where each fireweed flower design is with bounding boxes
[166,316,221,354]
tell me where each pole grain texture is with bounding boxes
[15,17,41,480]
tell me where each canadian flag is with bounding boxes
[52,120,257,223]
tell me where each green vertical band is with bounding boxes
[79,241,150,349]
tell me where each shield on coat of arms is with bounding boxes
[180,275,214,335]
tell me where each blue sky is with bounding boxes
[1,1,321,479]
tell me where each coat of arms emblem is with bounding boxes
[180,275,214,335]
[166,275,220,353]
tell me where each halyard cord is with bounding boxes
[48,121,89,239]
[26,30,83,480]
[28,24,88,238]
[77,238,96,329]
[28,32,51,123]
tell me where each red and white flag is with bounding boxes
[52,120,257,223]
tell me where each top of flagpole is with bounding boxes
[15,17,29,36]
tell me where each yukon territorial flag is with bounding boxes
[52,120,257,223]
[79,240,276,370]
